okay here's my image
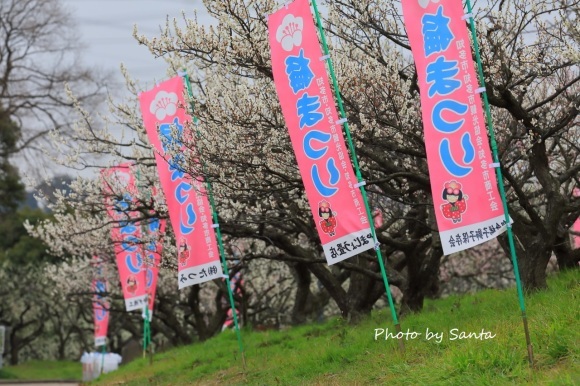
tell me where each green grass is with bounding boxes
[0,360,81,381]
[6,270,580,385]
[90,269,579,385]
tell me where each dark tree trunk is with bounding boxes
[308,263,350,318]
[498,222,552,291]
[290,263,312,325]
[307,261,373,321]
[57,341,66,360]
[307,252,405,322]
[187,284,228,342]
[9,337,18,365]
[509,141,568,290]
[400,239,442,314]
[7,319,43,365]
[516,246,552,290]
[399,205,442,314]
[189,286,210,341]
[155,299,193,346]
[344,255,386,323]
[553,234,580,270]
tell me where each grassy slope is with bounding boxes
[0,360,81,380]
[92,269,579,385]
[6,271,576,385]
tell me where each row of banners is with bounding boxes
[92,0,579,347]
[268,0,508,258]
[92,75,225,346]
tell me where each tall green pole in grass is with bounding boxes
[181,72,247,369]
[464,0,534,366]
[143,302,151,359]
[309,0,404,349]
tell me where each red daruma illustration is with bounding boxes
[126,275,138,295]
[441,181,469,224]
[178,238,191,267]
[318,200,337,237]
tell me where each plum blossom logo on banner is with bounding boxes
[150,91,178,120]
[276,14,303,52]
[418,0,441,8]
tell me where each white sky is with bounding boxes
[60,0,211,89]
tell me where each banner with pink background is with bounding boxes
[102,165,165,314]
[268,0,374,264]
[402,0,508,255]
[572,187,580,249]
[573,220,580,249]
[139,76,223,289]
[102,164,147,311]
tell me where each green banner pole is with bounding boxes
[146,303,153,365]
[181,72,247,369]
[464,0,534,366]
[143,300,150,359]
[309,0,403,349]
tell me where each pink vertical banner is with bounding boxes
[268,0,374,264]
[573,188,580,249]
[573,218,580,249]
[102,164,147,311]
[402,0,508,255]
[139,76,223,289]
[92,256,109,347]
